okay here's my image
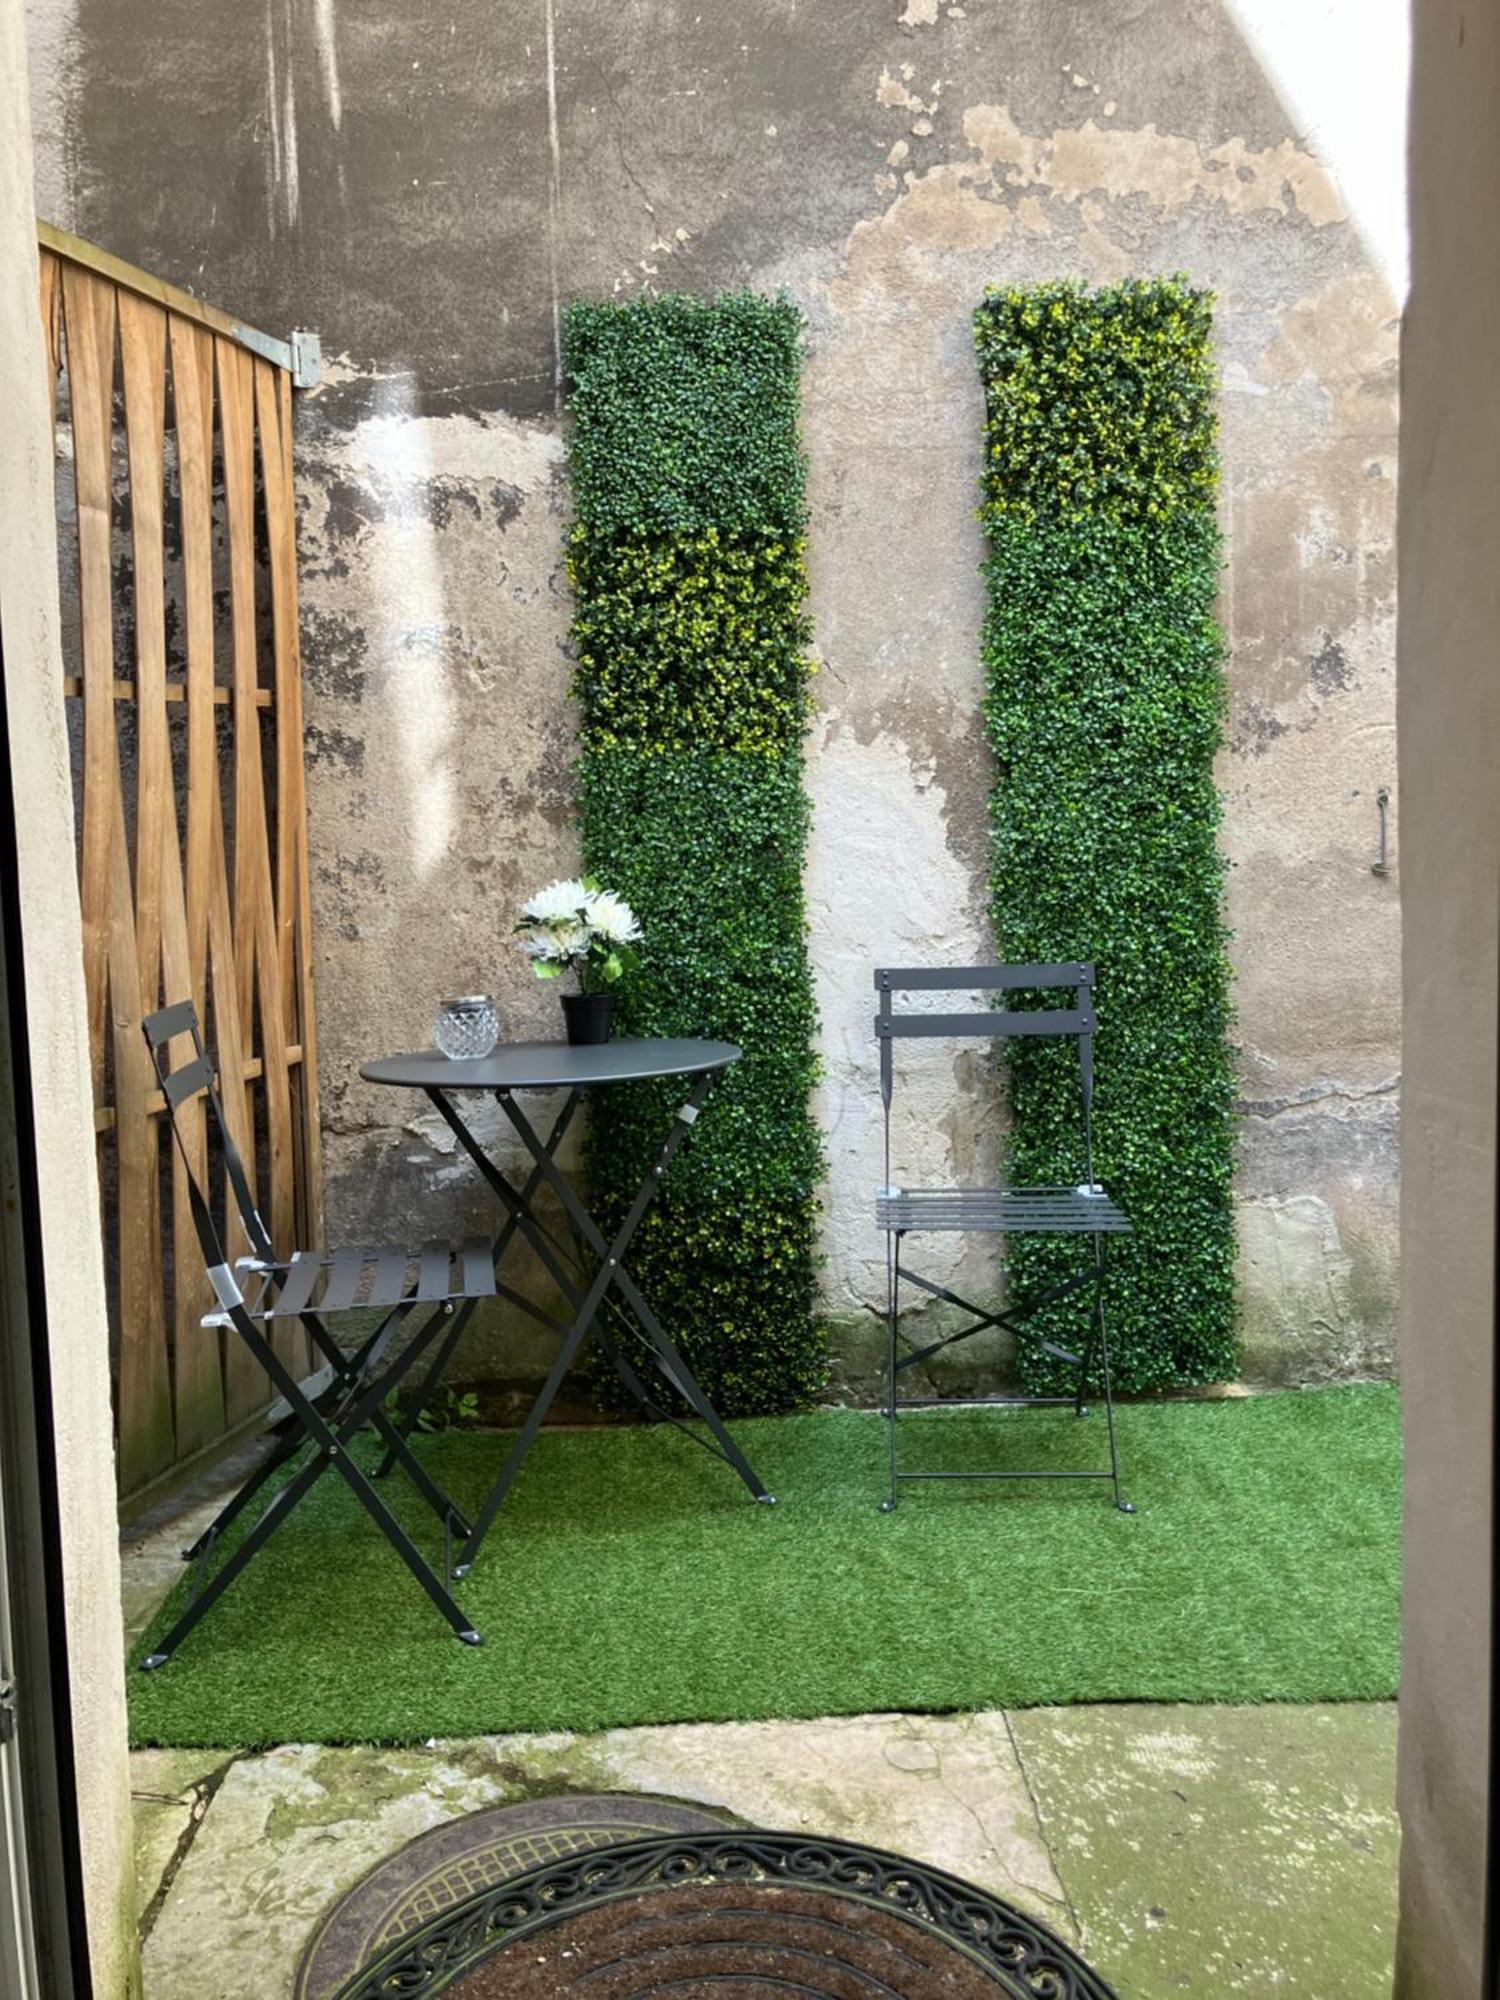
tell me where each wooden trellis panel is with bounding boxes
[39,229,323,1500]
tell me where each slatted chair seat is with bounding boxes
[214,1241,497,1325]
[874,1187,1131,1235]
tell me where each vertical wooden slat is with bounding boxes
[38,247,61,387]
[170,310,262,1424]
[257,361,299,1043]
[259,361,324,1246]
[64,265,115,1104]
[219,338,303,1378]
[123,292,226,1454]
[120,295,168,1018]
[207,797,265,1420]
[169,315,216,1013]
[63,263,174,1488]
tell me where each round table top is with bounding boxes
[360,1038,741,1092]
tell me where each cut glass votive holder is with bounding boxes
[433,995,499,1061]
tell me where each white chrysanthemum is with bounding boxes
[519,931,567,963]
[584,889,642,945]
[521,878,588,925]
[552,920,591,958]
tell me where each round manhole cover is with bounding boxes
[297,1793,737,2000]
[334,1829,1119,1998]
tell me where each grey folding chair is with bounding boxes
[874,961,1134,1513]
[139,999,496,1668]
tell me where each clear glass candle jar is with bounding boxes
[433,995,499,1061]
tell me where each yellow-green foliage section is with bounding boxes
[568,527,813,756]
[975,278,1219,526]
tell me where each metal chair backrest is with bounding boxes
[873,961,1099,1189]
[141,998,275,1276]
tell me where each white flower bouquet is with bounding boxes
[515,877,642,993]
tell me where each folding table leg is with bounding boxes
[449,1078,775,1571]
[495,1083,774,1506]
[426,1085,593,1324]
[373,1096,585,1478]
[450,1290,599,1576]
[588,1318,662,1422]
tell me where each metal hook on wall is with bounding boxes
[1371,787,1391,877]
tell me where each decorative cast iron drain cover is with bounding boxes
[333,1828,1120,1999]
[297,1793,737,2000]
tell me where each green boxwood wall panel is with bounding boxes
[975,278,1238,1392]
[565,292,824,1415]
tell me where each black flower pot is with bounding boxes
[561,992,613,1046]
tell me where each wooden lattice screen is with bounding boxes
[38,226,323,1501]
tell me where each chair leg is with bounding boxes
[322,1448,483,1645]
[364,1398,474,1542]
[1073,1307,1100,1420]
[180,1424,308,1562]
[143,1314,482,1668]
[142,1447,331,1668]
[370,1300,473,1479]
[182,1302,409,1560]
[881,1231,901,1513]
[1093,1241,1133,1515]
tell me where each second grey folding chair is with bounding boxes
[139,999,498,1669]
[874,961,1135,1513]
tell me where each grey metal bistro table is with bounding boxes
[360,1038,775,1574]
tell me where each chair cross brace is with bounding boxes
[141,1293,482,1670]
[185,1291,474,1568]
[891,1262,1100,1377]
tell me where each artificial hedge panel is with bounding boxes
[564,291,807,540]
[564,292,824,1414]
[569,530,813,755]
[975,278,1237,1392]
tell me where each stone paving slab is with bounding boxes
[137,1711,1066,1999]
[1008,1702,1399,1998]
[130,1750,231,1929]
[134,1704,1399,2000]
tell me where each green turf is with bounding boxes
[128,1385,1400,1749]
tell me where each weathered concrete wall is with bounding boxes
[27,0,1401,1394]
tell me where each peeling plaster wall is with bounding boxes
[27,0,1401,1394]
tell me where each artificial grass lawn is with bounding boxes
[128,1385,1400,1749]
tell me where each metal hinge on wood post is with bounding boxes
[0,1679,16,1746]
[289,329,322,390]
